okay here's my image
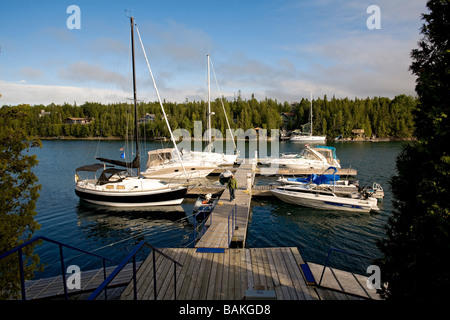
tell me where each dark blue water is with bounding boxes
[31,139,404,277]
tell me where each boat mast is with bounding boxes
[130,16,140,171]
[310,92,313,137]
[95,16,140,170]
[207,53,212,153]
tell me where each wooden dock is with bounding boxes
[21,248,382,301]
[194,161,255,249]
[120,247,381,300]
[23,262,141,300]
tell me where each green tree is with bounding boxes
[0,106,42,299]
[376,0,450,300]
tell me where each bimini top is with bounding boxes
[312,146,337,159]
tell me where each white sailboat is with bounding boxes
[140,53,238,179]
[189,53,239,165]
[75,16,188,207]
[140,147,217,180]
[290,93,326,142]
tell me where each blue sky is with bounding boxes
[0,0,427,105]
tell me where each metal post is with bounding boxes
[18,249,26,301]
[153,250,157,300]
[59,244,68,300]
[318,248,333,286]
[234,203,237,230]
[133,256,137,300]
[103,258,108,300]
[228,212,230,247]
[173,262,177,300]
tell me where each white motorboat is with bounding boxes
[260,145,341,169]
[277,166,360,196]
[271,184,380,213]
[75,17,188,207]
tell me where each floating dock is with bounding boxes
[194,161,255,249]
[210,166,357,176]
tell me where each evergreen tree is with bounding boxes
[0,106,42,299]
[376,0,450,300]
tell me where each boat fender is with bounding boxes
[74,173,79,183]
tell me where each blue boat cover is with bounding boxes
[287,173,340,185]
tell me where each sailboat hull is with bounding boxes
[290,135,326,142]
[141,166,216,179]
[75,184,188,207]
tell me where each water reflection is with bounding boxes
[73,200,196,263]
[247,198,383,274]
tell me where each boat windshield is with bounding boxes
[296,148,320,160]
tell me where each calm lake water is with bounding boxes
[30,139,405,278]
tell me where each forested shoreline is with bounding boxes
[1,93,417,140]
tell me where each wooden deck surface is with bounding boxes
[21,248,382,301]
[23,262,141,300]
[120,247,381,301]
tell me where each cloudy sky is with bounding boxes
[0,0,427,106]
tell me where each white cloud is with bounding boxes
[58,61,128,90]
[0,80,129,105]
[19,66,44,80]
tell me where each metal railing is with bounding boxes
[318,247,375,286]
[194,203,237,248]
[228,203,237,246]
[0,236,118,300]
[193,207,211,243]
[87,240,182,300]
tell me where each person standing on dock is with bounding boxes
[228,174,238,201]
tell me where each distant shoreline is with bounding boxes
[334,137,414,142]
[37,136,414,142]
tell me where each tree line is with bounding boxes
[1,93,417,140]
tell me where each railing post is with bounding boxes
[18,249,26,301]
[173,261,177,300]
[319,248,333,286]
[234,203,237,231]
[153,249,157,300]
[59,244,68,300]
[318,247,375,287]
[103,258,108,300]
[133,256,137,300]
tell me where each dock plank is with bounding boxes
[24,262,141,300]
